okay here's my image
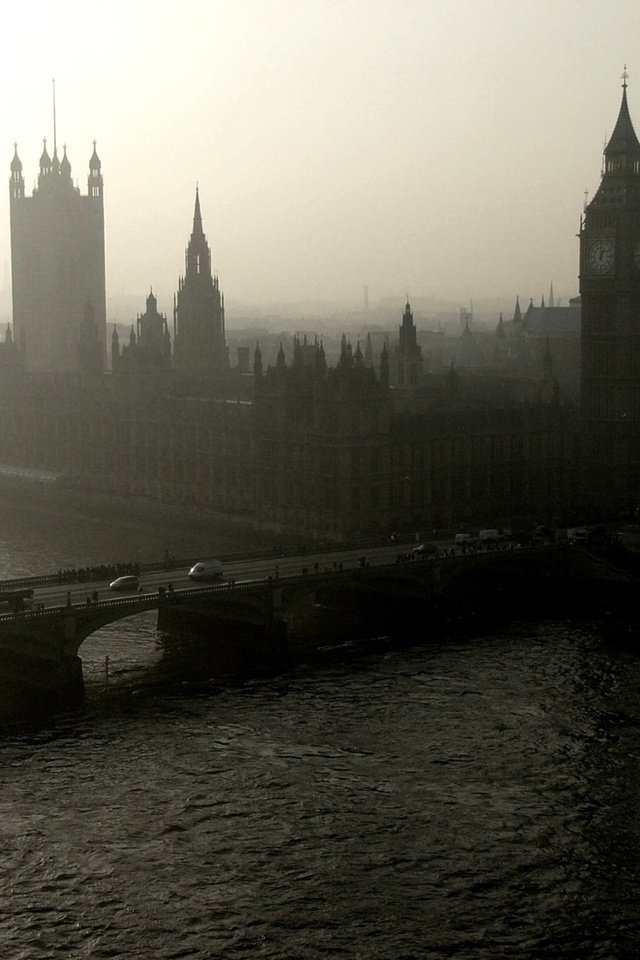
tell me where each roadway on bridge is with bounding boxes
[15,540,442,611]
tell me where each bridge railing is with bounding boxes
[0,542,563,622]
[0,542,569,629]
[0,561,402,622]
[0,536,400,592]
[0,550,279,592]
[0,574,284,622]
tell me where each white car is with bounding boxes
[109,575,139,592]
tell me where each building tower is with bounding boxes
[173,187,228,381]
[580,70,640,511]
[393,299,424,390]
[9,113,106,373]
[136,288,171,367]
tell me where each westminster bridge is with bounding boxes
[0,539,636,713]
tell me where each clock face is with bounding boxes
[587,238,615,274]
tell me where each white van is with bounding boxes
[567,527,589,543]
[188,559,224,581]
[478,529,502,541]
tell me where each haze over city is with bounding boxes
[1,0,639,318]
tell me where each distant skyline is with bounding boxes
[1,1,639,317]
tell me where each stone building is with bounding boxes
[250,327,573,540]
[4,78,637,542]
[112,289,172,382]
[172,188,228,386]
[9,139,106,373]
[580,71,640,515]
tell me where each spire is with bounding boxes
[39,138,51,173]
[524,298,534,322]
[10,143,21,174]
[605,67,640,159]
[513,295,522,323]
[253,341,263,379]
[111,324,120,371]
[193,185,204,236]
[399,298,417,354]
[60,144,71,180]
[10,143,24,200]
[548,282,555,309]
[88,140,103,199]
[89,140,101,171]
[146,287,157,312]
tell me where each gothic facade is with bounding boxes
[9,140,106,373]
[580,73,640,515]
[3,79,639,540]
[172,188,228,385]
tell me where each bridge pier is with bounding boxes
[157,594,290,681]
[0,648,84,721]
[1,544,638,720]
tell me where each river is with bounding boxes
[0,483,639,959]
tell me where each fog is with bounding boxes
[1,0,639,320]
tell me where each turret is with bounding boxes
[111,324,120,372]
[9,144,24,200]
[173,187,227,380]
[60,145,72,182]
[253,342,263,379]
[88,141,103,199]
[38,139,52,187]
[513,296,522,324]
[399,299,417,352]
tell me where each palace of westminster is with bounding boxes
[2,78,640,541]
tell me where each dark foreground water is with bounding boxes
[0,489,639,958]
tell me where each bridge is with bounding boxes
[0,540,635,713]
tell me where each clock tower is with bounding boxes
[580,70,640,513]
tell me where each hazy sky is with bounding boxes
[2,0,640,317]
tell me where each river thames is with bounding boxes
[0,485,639,959]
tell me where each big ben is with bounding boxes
[580,70,640,513]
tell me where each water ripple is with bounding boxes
[0,621,639,958]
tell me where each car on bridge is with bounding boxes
[454,533,477,546]
[188,559,224,581]
[0,588,34,611]
[109,575,139,592]
[412,542,438,558]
